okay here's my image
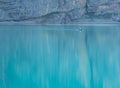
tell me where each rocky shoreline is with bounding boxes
[0,0,120,24]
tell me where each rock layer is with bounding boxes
[0,0,120,24]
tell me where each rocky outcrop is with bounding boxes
[0,0,120,24]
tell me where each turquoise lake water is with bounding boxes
[0,25,120,88]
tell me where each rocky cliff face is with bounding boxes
[0,0,120,24]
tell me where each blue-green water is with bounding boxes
[0,25,120,88]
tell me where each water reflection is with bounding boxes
[0,25,120,88]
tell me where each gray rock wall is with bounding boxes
[0,0,120,24]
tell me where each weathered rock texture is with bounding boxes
[0,0,120,24]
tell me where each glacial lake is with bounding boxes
[0,25,120,88]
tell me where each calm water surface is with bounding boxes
[0,25,120,88]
